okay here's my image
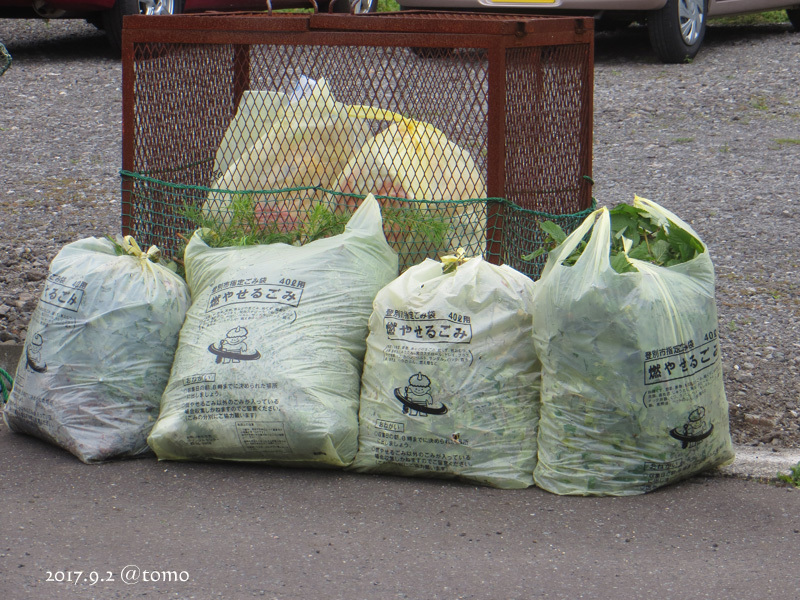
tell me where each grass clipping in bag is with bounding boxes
[147,196,398,466]
[531,196,734,496]
[2,237,190,463]
[350,253,540,489]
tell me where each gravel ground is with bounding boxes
[1,17,798,449]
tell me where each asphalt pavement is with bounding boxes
[2,344,800,600]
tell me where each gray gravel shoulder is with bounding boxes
[0,18,798,450]
[1,19,121,331]
[590,24,800,449]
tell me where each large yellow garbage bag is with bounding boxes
[204,78,371,230]
[334,107,487,269]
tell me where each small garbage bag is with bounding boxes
[350,254,540,489]
[2,237,190,463]
[147,195,397,467]
[531,197,734,495]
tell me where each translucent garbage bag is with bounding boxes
[531,197,734,495]
[3,237,190,463]
[350,254,540,489]
[147,195,398,467]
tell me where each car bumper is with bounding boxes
[400,0,667,12]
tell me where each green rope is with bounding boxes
[120,169,503,206]
[120,169,593,213]
[0,43,11,77]
[119,168,596,280]
[0,367,13,404]
[504,198,596,220]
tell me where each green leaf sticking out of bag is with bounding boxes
[523,195,705,273]
[531,196,734,496]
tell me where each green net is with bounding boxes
[120,169,594,280]
[0,43,11,77]
[1,367,13,404]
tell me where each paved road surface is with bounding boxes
[1,427,799,600]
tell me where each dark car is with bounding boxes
[0,0,378,51]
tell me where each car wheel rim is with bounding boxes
[139,0,176,16]
[678,0,704,45]
[350,0,373,14]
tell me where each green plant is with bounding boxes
[750,95,770,111]
[775,138,800,146]
[522,202,704,274]
[277,0,399,12]
[184,193,450,257]
[778,461,800,487]
[183,194,352,248]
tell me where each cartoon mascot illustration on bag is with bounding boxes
[208,326,262,364]
[25,332,47,373]
[394,372,448,417]
[669,406,714,449]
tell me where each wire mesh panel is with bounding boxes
[121,11,594,278]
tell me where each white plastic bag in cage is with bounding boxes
[3,237,190,463]
[211,76,319,177]
[147,195,398,467]
[349,254,540,489]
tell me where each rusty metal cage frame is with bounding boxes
[121,11,594,276]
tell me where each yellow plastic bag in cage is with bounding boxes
[334,106,487,268]
[336,106,486,202]
[204,78,371,230]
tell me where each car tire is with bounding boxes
[647,0,707,63]
[787,9,800,31]
[330,0,378,13]
[103,0,184,54]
